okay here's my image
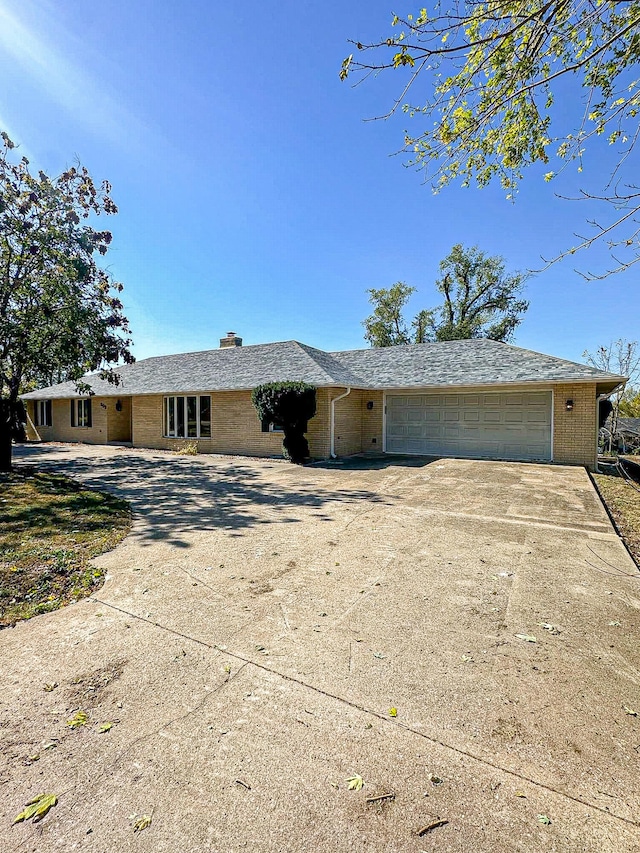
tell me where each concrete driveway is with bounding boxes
[2,444,640,852]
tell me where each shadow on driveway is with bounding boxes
[309,453,439,471]
[13,444,391,549]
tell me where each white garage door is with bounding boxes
[385,391,552,462]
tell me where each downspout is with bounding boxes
[330,387,351,459]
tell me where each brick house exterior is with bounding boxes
[22,336,624,469]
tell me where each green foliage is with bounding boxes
[364,244,528,346]
[251,382,316,464]
[620,387,640,417]
[342,3,640,275]
[363,282,416,346]
[0,131,134,469]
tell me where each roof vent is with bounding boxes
[220,331,242,348]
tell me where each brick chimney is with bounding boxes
[219,331,242,348]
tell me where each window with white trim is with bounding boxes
[163,395,211,438]
[34,400,52,427]
[71,398,92,428]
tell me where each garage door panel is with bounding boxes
[386,391,552,461]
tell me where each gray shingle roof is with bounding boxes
[332,339,625,388]
[21,338,625,399]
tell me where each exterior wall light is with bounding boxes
[366,401,374,410]
[115,400,123,412]
[566,399,574,411]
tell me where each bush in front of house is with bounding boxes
[251,382,316,464]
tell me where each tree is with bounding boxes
[619,388,640,417]
[363,282,416,347]
[251,382,317,464]
[583,338,640,446]
[0,132,134,471]
[363,244,528,346]
[341,3,640,277]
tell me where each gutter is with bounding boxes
[330,387,351,459]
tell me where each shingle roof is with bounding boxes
[332,338,624,388]
[21,338,625,399]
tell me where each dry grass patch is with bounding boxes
[0,468,131,628]
[593,472,640,567]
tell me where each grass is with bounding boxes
[0,467,131,628]
[593,471,640,567]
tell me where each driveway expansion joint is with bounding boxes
[89,596,639,831]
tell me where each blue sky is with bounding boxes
[1,0,638,365]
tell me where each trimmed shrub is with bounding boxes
[251,382,316,464]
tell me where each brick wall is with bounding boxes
[25,383,598,467]
[131,389,333,459]
[107,397,132,442]
[361,390,384,452]
[308,388,331,458]
[332,389,363,457]
[553,383,598,468]
[26,398,109,444]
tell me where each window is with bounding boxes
[71,398,92,428]
[163,395,211,438]
[34,400,52,427]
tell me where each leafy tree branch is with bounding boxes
[341,2,640,275]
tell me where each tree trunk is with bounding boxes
[0,398,12,472]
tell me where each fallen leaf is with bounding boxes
[623,706,638,716]
[13,793,58,824]
[347,774,364,791]
[132,814,152,833]
[43,682,58,692]
[514,791,527,798]
[609,620,621,627]
[66,711,88,728]
[42,742,57,751]
[538,814,551,825]
[373,652,385,659]
[98,722,113,733]
[429,774,443,785]
[389,707,398,717]
[461,654,473,662]
[515,634,537,643]
[538,623,559,634]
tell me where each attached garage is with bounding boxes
[385,390,552,462]
[23,337,625,469]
